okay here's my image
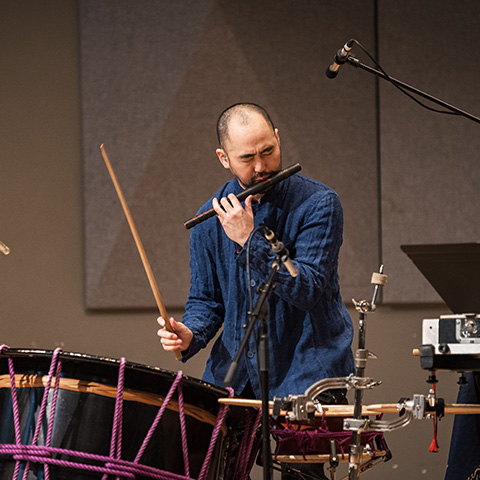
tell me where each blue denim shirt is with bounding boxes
[182,173,354,399]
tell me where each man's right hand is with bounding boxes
[212,194,254,247]
[157,316,194,353]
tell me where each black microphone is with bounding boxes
[326,39,354,79]
[263,227,298,277]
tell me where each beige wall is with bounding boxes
[0,2,465,479]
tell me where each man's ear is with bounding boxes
[216,148,230,169]
[275,128,280,146]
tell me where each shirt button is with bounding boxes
[250,279,256,288]
[247,351,255,359]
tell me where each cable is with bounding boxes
[351,39,459,116]
[245,225,267,314]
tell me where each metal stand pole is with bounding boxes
[224,260,281,480]
[348,266,387,480]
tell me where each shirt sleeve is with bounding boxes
[236,191,343,311]
[181,224,225,361]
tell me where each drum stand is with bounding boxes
[219,262,480,479]
[272,266,391,480]
[219,260,480,478]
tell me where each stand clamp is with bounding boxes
[273,375,381,421]
[398,394,445,420]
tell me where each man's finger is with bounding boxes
[212,197,225,215]
[244,195,253,214]
[160,334,181,345]
[219,196,234,212]
[227,193,242,208]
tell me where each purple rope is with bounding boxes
[115,357,126,479]
[177,379,190,477]
[0,348,197,479]
[197,387,234,480]
[0,443,191,479]
[245,409,262,478]
[103,357,126,480]
[1,345,22,479]
[234,408,254,478]
[235,408,262,480]
[233,413,252,476]
[271,416,389,461]
[44,348,64,480]
[23,348,62,480]
[0,350,261,480]
[134,370,184,464]
[30,349,62,444]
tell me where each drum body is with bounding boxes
[0,349,259,480]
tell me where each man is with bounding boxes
[158,101,354,398]
[158,103,354,479]
[445,372,480,480]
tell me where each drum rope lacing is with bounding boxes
[233,405,262,479]
[270,413,390,461]
[0,346,259,480]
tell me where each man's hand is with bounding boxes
[157,317,193,353]
[212,194,254,247]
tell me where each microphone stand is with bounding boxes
[347,265,387,480]
[224,257,282,480]
[345,55,480,125]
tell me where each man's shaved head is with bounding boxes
[216,103,275,149]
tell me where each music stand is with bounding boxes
[401,243,480,314]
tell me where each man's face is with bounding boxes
[216,114,282,190]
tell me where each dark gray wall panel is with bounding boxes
[81,0,378,309]
[378,1,480,304]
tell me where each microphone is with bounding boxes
[263,227,298,277]
[0,240,10,255]
[326,39,354,79]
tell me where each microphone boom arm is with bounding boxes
[345,55,480,124]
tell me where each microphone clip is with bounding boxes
[326,38,355,79]
[263,226,298,278]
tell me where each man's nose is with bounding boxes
[254,156,267,173]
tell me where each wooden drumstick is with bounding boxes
[100,144,182,361]
[218,398,480,416]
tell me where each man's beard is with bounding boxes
[240,169,281,190]
[238,153,283,190]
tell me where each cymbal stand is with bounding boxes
[347,265,387,480]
